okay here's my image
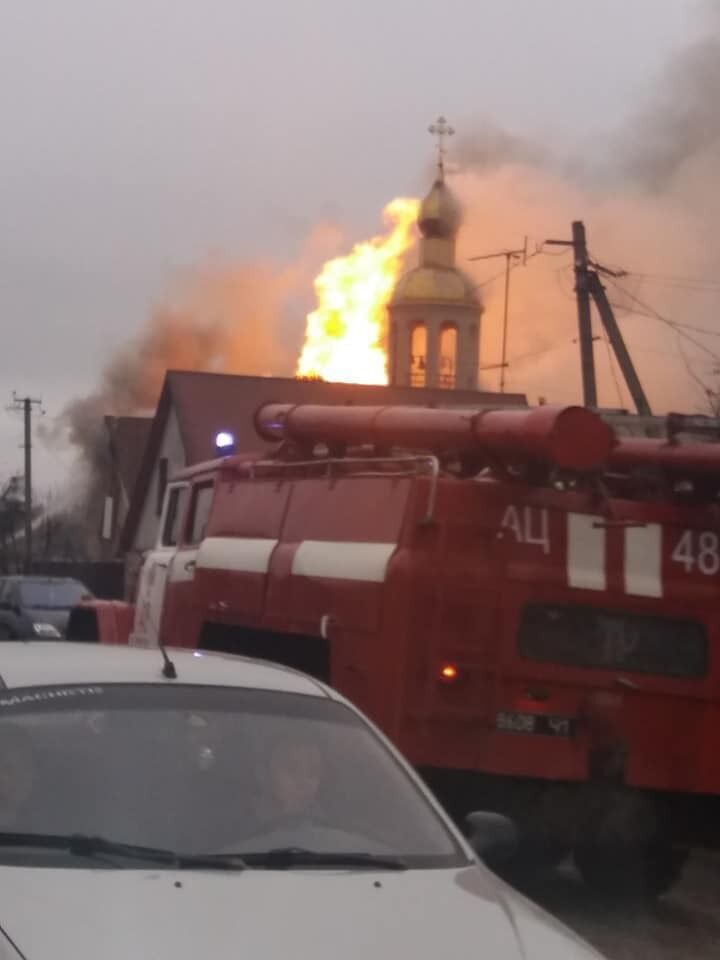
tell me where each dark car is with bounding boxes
[0,576,94,640]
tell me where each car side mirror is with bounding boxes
[464,811,518,865]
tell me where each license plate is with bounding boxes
[495,710,576,738]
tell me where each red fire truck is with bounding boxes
[71,401,720,896]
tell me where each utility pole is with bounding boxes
[588,271,651,416]
[469,238,528,391]
[545,222,651,415]
[546,222,597,407]
[9,393,43,572]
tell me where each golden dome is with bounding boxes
[418,178,461,238]
[390,265,480,307]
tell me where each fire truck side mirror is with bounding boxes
[464,811,518,864]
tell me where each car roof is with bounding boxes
[0,643,335,698]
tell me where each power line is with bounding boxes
[476,264,516,289]
[659,318,720,339]
[626,270,720,289]
[605,276,720,406]
[637,280,720,295]
[604,278,720,363]
[675,334,715,406]
[509,343,564,365]
[623,339,687,359]
[611,296,720,338]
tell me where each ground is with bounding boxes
[523,851,720,959]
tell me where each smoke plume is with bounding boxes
[454,11,720,411]
[53,224,344,494]
[55,5,720,499]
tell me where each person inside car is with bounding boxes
[255,736,325,823]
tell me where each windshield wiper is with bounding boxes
[232,847,408,870]
[0,832,246,870]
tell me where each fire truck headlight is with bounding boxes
[215,430,236,456]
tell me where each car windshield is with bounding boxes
[0,683,466,870]
[18,581,89,610]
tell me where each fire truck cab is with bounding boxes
[71,401,720,897]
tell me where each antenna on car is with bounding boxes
[159,644,177,680]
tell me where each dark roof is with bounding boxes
[2,576,85,584]
[169,371,526,463]
[104,416,152,502]
[120,371,527,552]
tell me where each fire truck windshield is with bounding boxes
[0,684,467,869]
[518,604,708,679]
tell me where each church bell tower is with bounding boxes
[388,117,483,390]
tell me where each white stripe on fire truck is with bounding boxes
[624,524,662,598]
[195,537,279,574]
[566,513,606,591]
[291,540,396,583]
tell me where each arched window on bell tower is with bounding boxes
[410,322,427,387]
[439,323,458,389]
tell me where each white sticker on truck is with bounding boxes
[624,524,662,597]
[291,541,396,583]
[566,513,606,591]
[196,537,279,574]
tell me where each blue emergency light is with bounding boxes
[215,431,236,457]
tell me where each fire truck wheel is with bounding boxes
[574,838,686,899]
[572,785,687,898]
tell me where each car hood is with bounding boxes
[0,865,604,960]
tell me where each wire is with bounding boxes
[660,319,720,339]
[620,283,720,405]
[626,270,720,290]
[604,278,720,363]
[586,255,720,292]
[636,279,720,295]
[675,333,714,405]
[509,340,577,367]
[623,339,687,359]
[554,265,576,301]
[606,287,720,337]
[475,266,510,289]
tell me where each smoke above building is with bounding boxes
[54,7,720,491]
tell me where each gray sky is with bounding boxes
[0,0,702,489]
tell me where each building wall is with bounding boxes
[125,406,185,599]
[134,405,185,552]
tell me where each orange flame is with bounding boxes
[296,197,419,384]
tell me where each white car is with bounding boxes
[0,643,604,960]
